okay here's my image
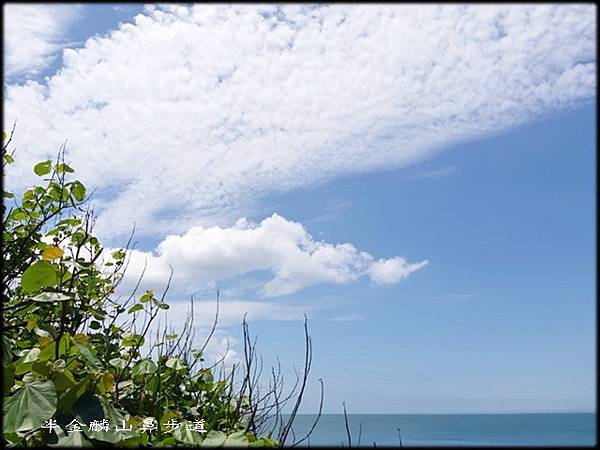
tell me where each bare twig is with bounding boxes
[343,401,352,448]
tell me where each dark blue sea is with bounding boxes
[282,413,596,447]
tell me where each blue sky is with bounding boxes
[3,4,596,413]
[259,104,596,413]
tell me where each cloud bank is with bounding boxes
[3,4,81,77]
[115,214,428,297]
[3,4,596,240]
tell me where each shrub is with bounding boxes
[1,129,321,447]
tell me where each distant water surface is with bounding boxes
[280,413,596,447]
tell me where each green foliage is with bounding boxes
[33,160,52,176]
[21,261,59,294]
[2,138,286,447]
[3,380,57,433]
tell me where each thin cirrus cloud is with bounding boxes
[3,4,81,77]
[114,214,429,298]
[3,4,595,241]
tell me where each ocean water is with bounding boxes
[280,413,596,447]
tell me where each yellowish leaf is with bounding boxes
[38,336,52,348]
[96,371,114,394]
[73,333,88,344]
[42,246,64,260]
[103,372,114,391]
[26,317,39,331]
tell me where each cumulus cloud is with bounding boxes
[3,4,81,77]
[3,4,596,240]
[113,214,428,297]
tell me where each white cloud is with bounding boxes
[3,4,81,77]
[112,214,428,297]
[3,4,596,240]
[400,166,456,181]
[307,198,352,225]
[368,257,429,284]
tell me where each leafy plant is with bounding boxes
[2,127,322,447]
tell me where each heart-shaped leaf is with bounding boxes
[33,160,52,176]
[21,261,59,294]
[31,292,70,303]
[3,380,57,433]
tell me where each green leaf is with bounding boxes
[74,343,102,369]
[2,336,13,367]
[127,304,143,314]
[26,315,40,332]
[156,436,178,446]
[3,365,15,396]
[56,217,81,227]
[22,372,41,384]
[21,261,59,294]
[10,210,28,221]
[15,348,40,375]
[56,162,74,173]
[122,334,144,347]
[201,430,227,447]
[78,395,136,443]
[32,361,52,377]
[57,379,89,412]
[192,369,213,384]
[53,359,66,371]
[70,180,86,201]
[51,370,75,392]
[91,310,106,320]
[173,422,203,445]
[112,249,126,260]
[109,358,127,369]
[61,270,73,284]
[4,154,14,164]
[96,371,114,394]
[131,359,157,376]
[140,290,153,303]
[89,321,102,330]
[99,401,140,443]
[31,291,70,302]
[224,431,250,447]
[17,348,41,365]
[70,391,126,444]
[33,160,52,176]
[23,189,35,200]
[152,298,170,310]
[249,438,277,448]
[49,427,94,447]
[165,357,186,371]
[3,380,57,433]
